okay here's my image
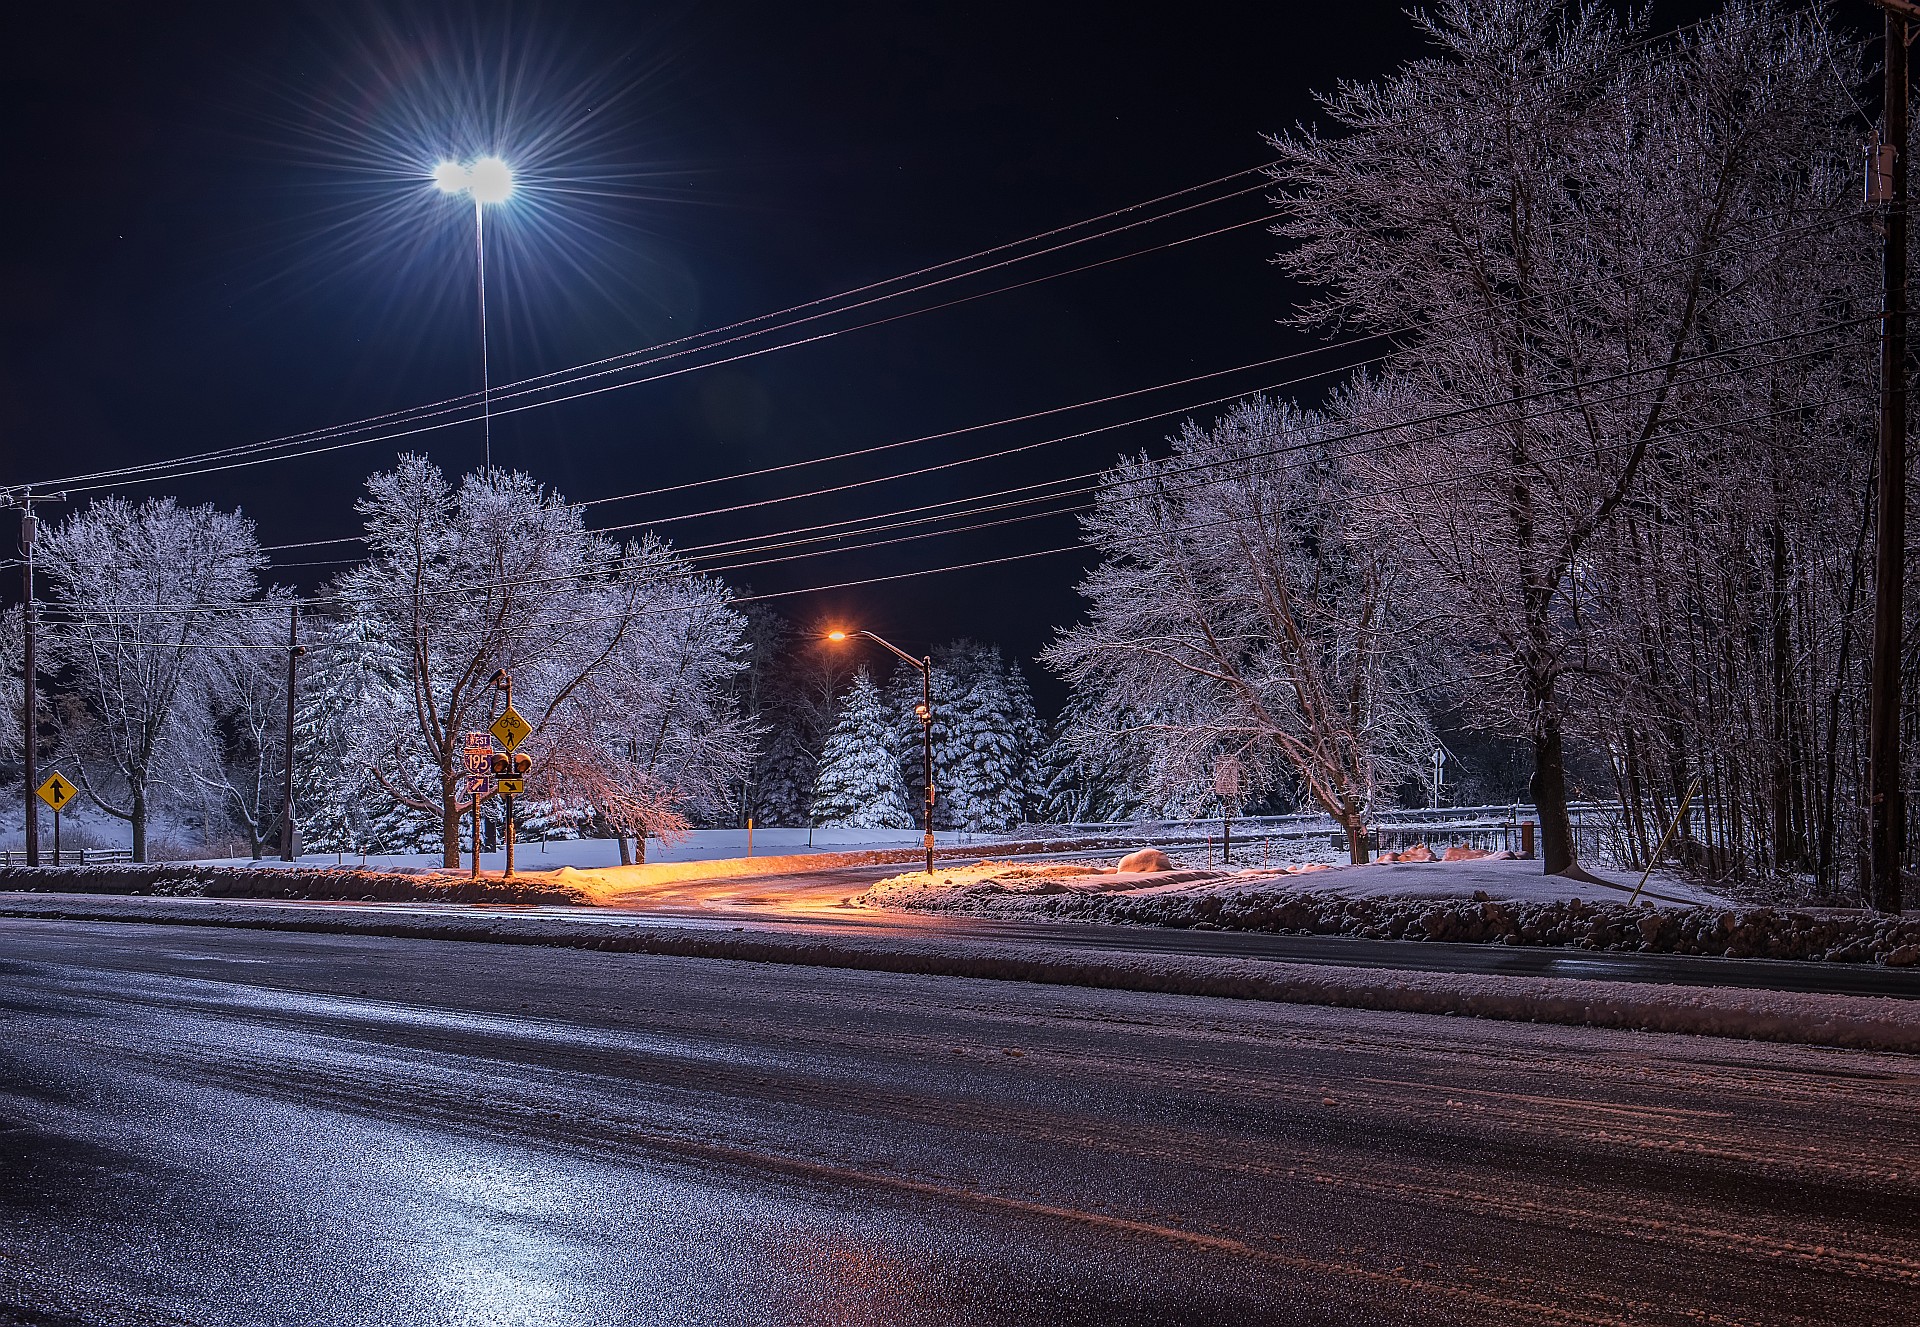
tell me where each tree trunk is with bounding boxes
[441,774,462,869]
[617,834,632,866]
[1532,703,1576,874]
[1343,817,1370,865]
[634,834,647,865]
[131,788,147,865]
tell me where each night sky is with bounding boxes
[5,2,1729,712]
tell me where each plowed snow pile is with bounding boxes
[855,856,1920,966]
[857,854,1726,911]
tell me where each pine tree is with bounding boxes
[888,642,1046,833]
[809,669,915,829]
[292,608,437,854]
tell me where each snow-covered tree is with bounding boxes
[1267,0,1865,872]
[38,497,267,861]
[0,606,22,780]
[188,593,294,858]
[345,457,749,866]
[895,641,1043,833]
[530,537,753,863]
[1038,689,1154,825]
[292,603,438,854]
[810,668,914,829]
[1047,397,1432,861]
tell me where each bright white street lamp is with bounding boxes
[433,155,515,472]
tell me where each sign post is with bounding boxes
[36,772,76,867]
[463,732,494,880]
[490,699,530,879]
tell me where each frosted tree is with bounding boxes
[1038,690,1154,825]
[1047,397,1432,862]
[810,668,915,829]
[0,606,21,772]
[188,593,295,858]
[530,537,752,863]
[739,615,859,827]
[908,641,1040,833]
[38,497,267,861]
[292,603,438,854]
[346,457,747,867]
[1267,0,1864,872]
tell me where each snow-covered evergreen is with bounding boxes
[886,642,1043,833]
[291,607,437,854]
[809,669,915,829]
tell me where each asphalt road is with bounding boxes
[2,919,1917,1325]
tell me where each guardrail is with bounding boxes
[1032,802,1610,838]
[0,847,134,868]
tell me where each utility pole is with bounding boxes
[1869,0,1915,913]
[5,490,64,868]
[279,604,302,861]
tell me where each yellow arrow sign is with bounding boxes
[495,777,525,798]
[490,706,531,752]
[36,772,77,813]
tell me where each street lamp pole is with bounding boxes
[474,196,491,475]
[434,156,513,476]
[830,629,935,875]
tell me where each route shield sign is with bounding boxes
[490,706,531,751]
[463,750,493,776]
[496,777,525,797]
[36,772,77,813]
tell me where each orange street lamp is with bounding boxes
[828,628,935,874]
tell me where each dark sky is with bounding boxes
[4,1,1728,713]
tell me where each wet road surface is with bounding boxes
[2,919,1917,1325]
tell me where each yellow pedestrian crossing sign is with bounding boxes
[490,706,531,752]
[36,772,77,813]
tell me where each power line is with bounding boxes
[246,202,1865,553]
[35,179,1279,497]
[38,327,1870,628]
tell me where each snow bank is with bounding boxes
[6,893,1919,1054]
[854,856,1920,967]
[0,865,583,906]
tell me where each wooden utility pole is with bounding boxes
[5,491,63,868]
[1869,1,1914,914]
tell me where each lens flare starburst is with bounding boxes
[228,7,705,396]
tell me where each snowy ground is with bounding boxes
[187,827,992,872]
[850,854,1920,966]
